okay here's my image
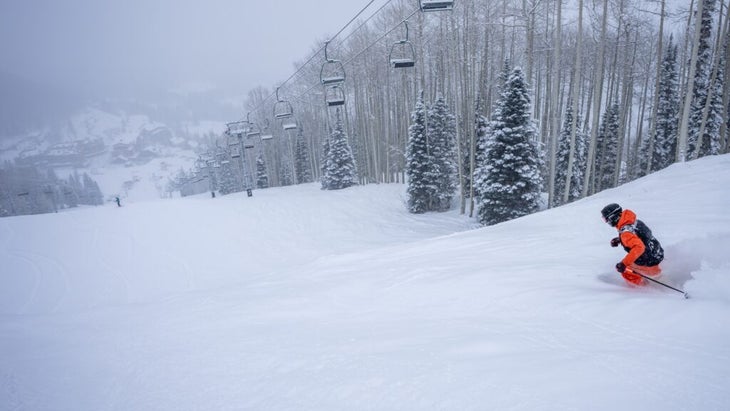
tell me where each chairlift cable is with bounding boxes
[245,0,381,117]
[287,8,420,106]
[332,0,396,50]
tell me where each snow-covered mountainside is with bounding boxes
[0,105,227,201]
[1,154,729,410]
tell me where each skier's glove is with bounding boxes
[610,237,621,247]
[616,262,627,273]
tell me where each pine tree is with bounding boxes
[256,151,269,189]
[687,0,719,158]
[594,103,620,192]
[217,157,238,195]
[322,109,357,190]
[82,173,104,205]
[697,43,725,157]
[405,92,432,213]
[651,37,680,171]
[474,67,543,225]
[427,94,458,211]
[553,102,587,206]
[294,127,313,184]
[279,153,294,187]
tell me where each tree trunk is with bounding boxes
[582,0,609,197]
[678,0,705,162]
[563,0,583,204]
[646,0,666,175]
[548,0,562,208]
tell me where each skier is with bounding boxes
[601,203,664,285]
[115,196,121,207]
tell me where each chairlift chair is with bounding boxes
[229,144,242,158]
[282,120,298,131]
[325,85,346,107]
[273,87,295,119]
[389,21,416,68]
[320,40,346,85]
[261,118,274,140]
[226,121,246,136]
[247,122,262,138]
[419,0,454,12]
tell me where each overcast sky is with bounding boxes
[0,0,371,99]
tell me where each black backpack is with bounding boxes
[620,220,664,266]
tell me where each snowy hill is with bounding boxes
[0,94,235,202]
[1,154,729,410]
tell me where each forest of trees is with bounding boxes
[0,164,104,217]
[181,0,728,224]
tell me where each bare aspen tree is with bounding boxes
[645,0,667,175]
[614,22,637,187]
[547,0,562,208]
[693,0,728,160]
[678,0,705,162]
[457,3,471,215]
[563,0,583,204]
[722,1,730,154]
[633,56,652,177]
[582,0,609,197]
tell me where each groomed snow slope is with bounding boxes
[1,154,729,410]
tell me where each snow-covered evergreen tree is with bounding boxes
[81,173,104,205]
[474,67,543,226]
[322,109,357,190]
[405,92,432,213]
[651,37,680,172]
[594,103,620,193]
[217,157,239,195]
[553,102,587,206]
[294,127,313,184]
[427,94,458,211]
[279,153,294,187]
[687,0,719,159]
[697,42,725,157]
[255,152,269,189]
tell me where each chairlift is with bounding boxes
[246,113,262,138]
[261,119,274,140]
[320,40,346,85]
[247,124,261,138]
[419,0,454,12]
[273,87,295,119]
[325,84,346,107]
[282,120,298,131]
[229,144,242,158]
[226,121,246,136]
[389,21,416,68]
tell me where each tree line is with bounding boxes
[201,0,727,224]
[0,163,104,217]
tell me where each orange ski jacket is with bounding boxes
[616,209,646,267]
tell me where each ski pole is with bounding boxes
[636,272,689,299]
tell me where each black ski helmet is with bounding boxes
[601,203,622,226]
